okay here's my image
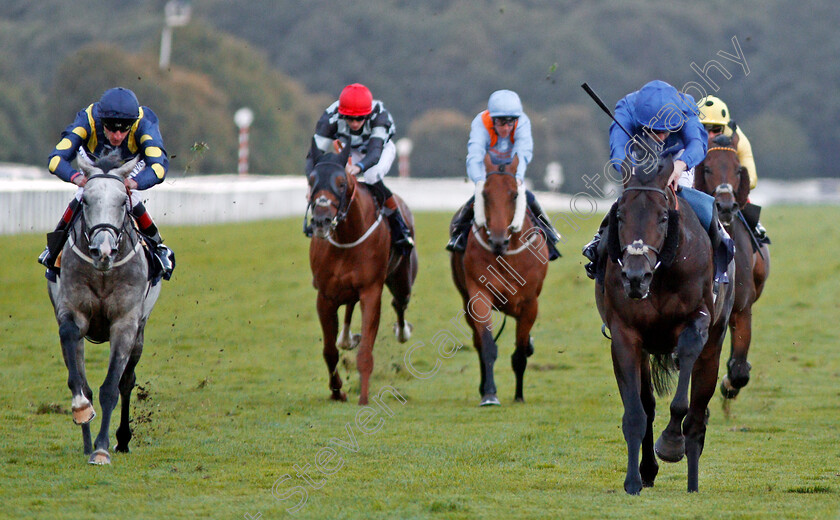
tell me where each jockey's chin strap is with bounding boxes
[617,185,677,270]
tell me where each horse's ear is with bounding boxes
[337,138,351,166]
[736,166,751,207]
[75,152,102,178]
[113,157,139,179]
[659,209,681,268]
[694,161,708,193]
[309,138,324,165]
[606,202,622,263]
[730,128,740,149]
[483,153,494,174]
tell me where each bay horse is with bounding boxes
[595,137,735,493]
[307,142,418,405]
[450,156,550,406]
[47,153,161,465]
[695,133,770,399]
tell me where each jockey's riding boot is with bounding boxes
[445,200,474,253]
[38,199,79,270]
[582,213,610,280]
[754,221,770,244]
[385,207,414,255]
[526,192,562,260]
[140,228,175,281]
[742,201,771,244]
[303,216,313,238]
[582,232,601,280]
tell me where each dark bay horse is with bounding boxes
[696,133,770,399]
[595,139,735,493]
[307,143,418,405]
[450,158,549,406]
[47,153,161,465]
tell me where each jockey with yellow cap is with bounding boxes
[697,95,769,243]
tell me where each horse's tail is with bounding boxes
[650,353,677,397]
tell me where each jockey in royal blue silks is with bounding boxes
[38,87,175,281]
[445,89,561,260]
[582,80,734,282]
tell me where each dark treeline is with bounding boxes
[1,0,832,192]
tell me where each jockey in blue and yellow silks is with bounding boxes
[39,87,174,280]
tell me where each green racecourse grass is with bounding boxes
[1,206,839,520]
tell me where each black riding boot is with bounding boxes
[38,199,80,277]
[445,198,474,253]
[582,213,610,280]
[385,207,414,255]
[132,202,176,281]
[741,202,771,244]
[526,191,561,260]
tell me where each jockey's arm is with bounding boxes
[47,110,90,185]
[735,127,758,189]
[511,114,533,181]
[130,119,169,190]
[466,114,491,182]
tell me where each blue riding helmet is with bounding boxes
[633,80,684,132]
[487,90,523,118]
[99,87,140,121]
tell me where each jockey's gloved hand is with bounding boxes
[667,159,687,190]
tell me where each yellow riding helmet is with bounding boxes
[697,95,731,126]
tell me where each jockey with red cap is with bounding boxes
[304,83,413,254]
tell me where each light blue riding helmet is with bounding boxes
[487,90,523,118]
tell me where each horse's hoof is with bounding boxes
[479,394,501,407]
[72,402,95,425]
[338,334,361,351]
[394,322,413,343]
[514,396,525,404]
[655,432,685,463]
[88,449,111,465]
[114,444,130,454]
[720,376,740,399]
[330,391,347,402]
[624,475,643,495]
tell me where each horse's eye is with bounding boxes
[660,213,669,224]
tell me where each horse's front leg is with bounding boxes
[684,320,725,492]
[511,299,538,403]
[58,313,95,434]
[478,325,500,406]
[357,285,384,406]
[337,302,360,351]
[639,357,659,487]
[610,327,646,495]
[655,311,710,466]
[317,292,345,402]
[90,318,139,465]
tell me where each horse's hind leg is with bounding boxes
[387,256,415,344]
[317,293,346,402]
[639,357,659,487]
[116,332,144,453]
[511,300,537,403]
[337,303,360,351]
[721,307,752,399]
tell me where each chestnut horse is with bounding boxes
[695,133,770,399]
[595,137,735,493]
[307,143,418,405]
[450,159,550,406]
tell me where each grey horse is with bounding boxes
[47,152,161,465]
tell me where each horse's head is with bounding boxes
[476,155,525,256]
[76,152,137,271]
[696,133,749,225]
[607,137,680,299]
[307,141,354,239]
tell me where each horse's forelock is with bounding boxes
[711,134,734,147]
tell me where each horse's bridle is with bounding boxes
[307,162,355,231]
[615,185,677,270]
[80,173,132,249]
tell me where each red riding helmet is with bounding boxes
[338,84,373,117]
